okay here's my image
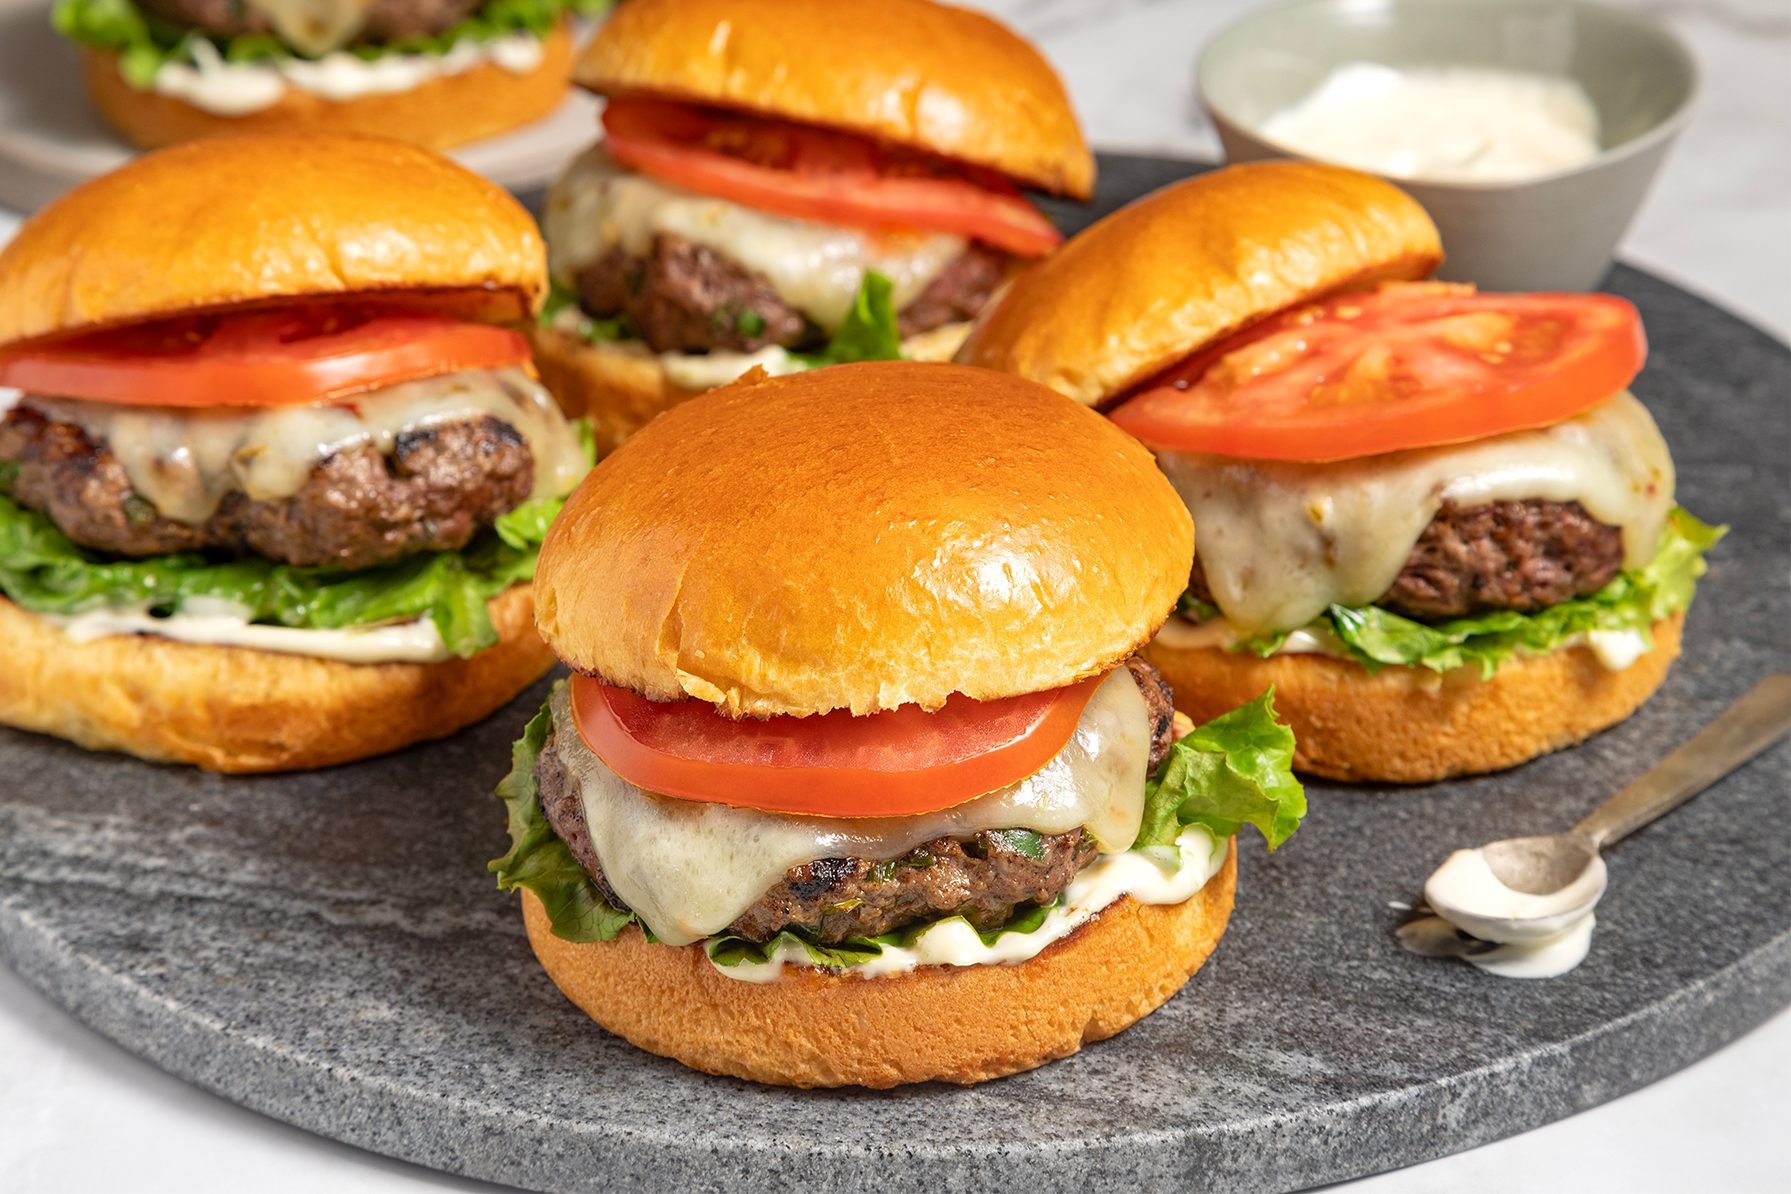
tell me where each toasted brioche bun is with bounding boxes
[0,585,552,773]
[528,321,971,453]
[534,362,1194,716]
[1144,613,1683,783]
[0,133,545,347]
[77,21,572,157]
[575,0,1092,198]
[521,840,1235,1088]
[956,161,1442,408]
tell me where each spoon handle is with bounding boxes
[1573,674,1791,850]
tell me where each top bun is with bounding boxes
[0,134,546,348]
[535,362,1193,717]
[957,162,1442,408]
[574,0,1093,199]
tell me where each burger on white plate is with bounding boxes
[50,0,599,149]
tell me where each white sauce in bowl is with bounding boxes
[1260,62,1602,183]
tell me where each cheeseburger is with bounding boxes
[51,0,592,149]
[959,162,1721,782]
[534,0,1094,451]
[492,362,1304,1088]
[0,135,589,772]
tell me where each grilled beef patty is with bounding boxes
[1186,499,1627,623]
[135,0,483,44]
[573,233,1009,355]
[0,404,534,570]
[536,656,1178,945]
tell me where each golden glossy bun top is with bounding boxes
[535,362,1193,717]
[957,162,1442,407]
[0,134,546,348]
[574,0,1093,199]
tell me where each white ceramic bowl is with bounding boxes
[1198,0,1697,291]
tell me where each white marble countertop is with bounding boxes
[1,1,1786,1190]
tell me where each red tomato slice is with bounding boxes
[569,672,1107,817]
[601,98,1062,258]
[1109,284,1647,461]
[0,307,531,408]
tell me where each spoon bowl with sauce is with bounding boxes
[1197,0,1697,292]
[1402,674,1791,977]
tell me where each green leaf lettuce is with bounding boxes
[52,0,609,83]
[0,423,594,659]
[1133,688,1305,858]
[489,697,641,943]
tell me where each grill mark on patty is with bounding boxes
[0,404,534,570]
[1185,498,1627,622]
[534,655,1178,945]
[573,233,1010,355]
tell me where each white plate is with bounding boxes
[0,0,599,211]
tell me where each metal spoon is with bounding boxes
[1413,673,1791,951]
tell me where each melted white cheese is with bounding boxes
[26,366,585,525]
[543,147,967,332]
[551,669,1151,947]
[658,346,811,391]
[1154,392,1675,635]
[148,33,546,116]
[50,599,448,664]
[717,826,1228,983]
[246,0,377,57]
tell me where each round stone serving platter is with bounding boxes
[1,156,1788,1193]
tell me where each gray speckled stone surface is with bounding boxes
[1,156,1788,1193]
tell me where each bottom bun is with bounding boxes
[0,584,553,773]
[1144,613,1684,783]
[530,322,972,455]
[79,21,573,151]
[521,840,1237,1088]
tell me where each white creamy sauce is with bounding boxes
[149,33,546,117]
[1261,63,1602,183]
[1154,392,1675,635]
[1153,615,1342,656]
[544,147,966,331]
[1155,612,1656,674]
[1585,628,1653,671]
[25,366,585,525]
[554,324,975,393]
[50,600,448,664]
[719,826,1228,983]
[552,669,1151,947]
[1399,845,1608,979]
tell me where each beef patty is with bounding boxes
[1186,499,1627,623]
[537,656,1179,945]
[0,404,534,570]
[136,0,483,44]
[573,233,1009,355]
